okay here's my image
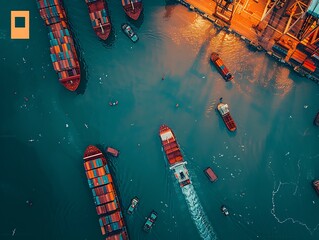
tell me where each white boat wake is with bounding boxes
[182,184,217,240]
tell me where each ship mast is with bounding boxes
[99,21,104,34]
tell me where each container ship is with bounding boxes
[159,125,191,188]
[313,180,319,195]
[217,102,237,132]
[83,145,129,240]
[121,0,143,20]
[85,0,111,40]
[210,52,234,81]
[37,0,80,91]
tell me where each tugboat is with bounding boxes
[121,0,143,20]
[314,112,319,126]
[217,102,237,132]
[313,180,319,195]
[159,125,191,188]
[143,210,158,232]
[121,23,139,42]
[127,197,139,215]
[85,0,112,40]
[210,52,234,81]
[221,205,229,216]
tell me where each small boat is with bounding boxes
[221,205,229,216]
[109,101,118,106]
[127,197,139,215]
[121,23,138,42]
[210,52,234,81]
[313,180,319,195]
[106,147,119,157]
[217,102,237,132]
[143,210,158,232]
[314,112,319,126]
[85,0,112,40]
[204,167,218,182]
[121,0,143,20]
[159,125,191,188]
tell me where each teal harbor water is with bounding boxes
[1,0,319,239]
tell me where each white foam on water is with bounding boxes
[181,184,217,240]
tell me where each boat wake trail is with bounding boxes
[182,185,217,240]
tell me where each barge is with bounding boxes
[313,180,319,195]
[121,0,143,20]
[204,167,218,182]
[85,0,111,40]
[83,145,129,240]
[159,125,191,188]
[210,52,234,81]
[217,102,237,132]
[314,112,319,126]
[37,0,80,91]
[106,147,119,157]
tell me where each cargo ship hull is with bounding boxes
[121,0,143,20]
[37,0,81,91]
[217,103,237,132]
[85,0,111,40]
[83,145,129,240]
[210,52,233,81]
[159,125,191,187]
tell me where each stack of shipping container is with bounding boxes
[37,0,80,91]
[83,146,129,240]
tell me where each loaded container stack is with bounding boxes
[37,0,80,91]
[83,145,129,240]
[121,0,143,20]
[85,0,111,40]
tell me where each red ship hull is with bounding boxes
[37,0,81,91]
[122,1,143,20]
[210,52,234,81]
[217,103,237,132]
[85,0,112,40]
[83,145,129,239]
[159,125,184,166]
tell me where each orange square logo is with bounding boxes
[11,11,30,39]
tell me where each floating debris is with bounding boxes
[304,105,308,109]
